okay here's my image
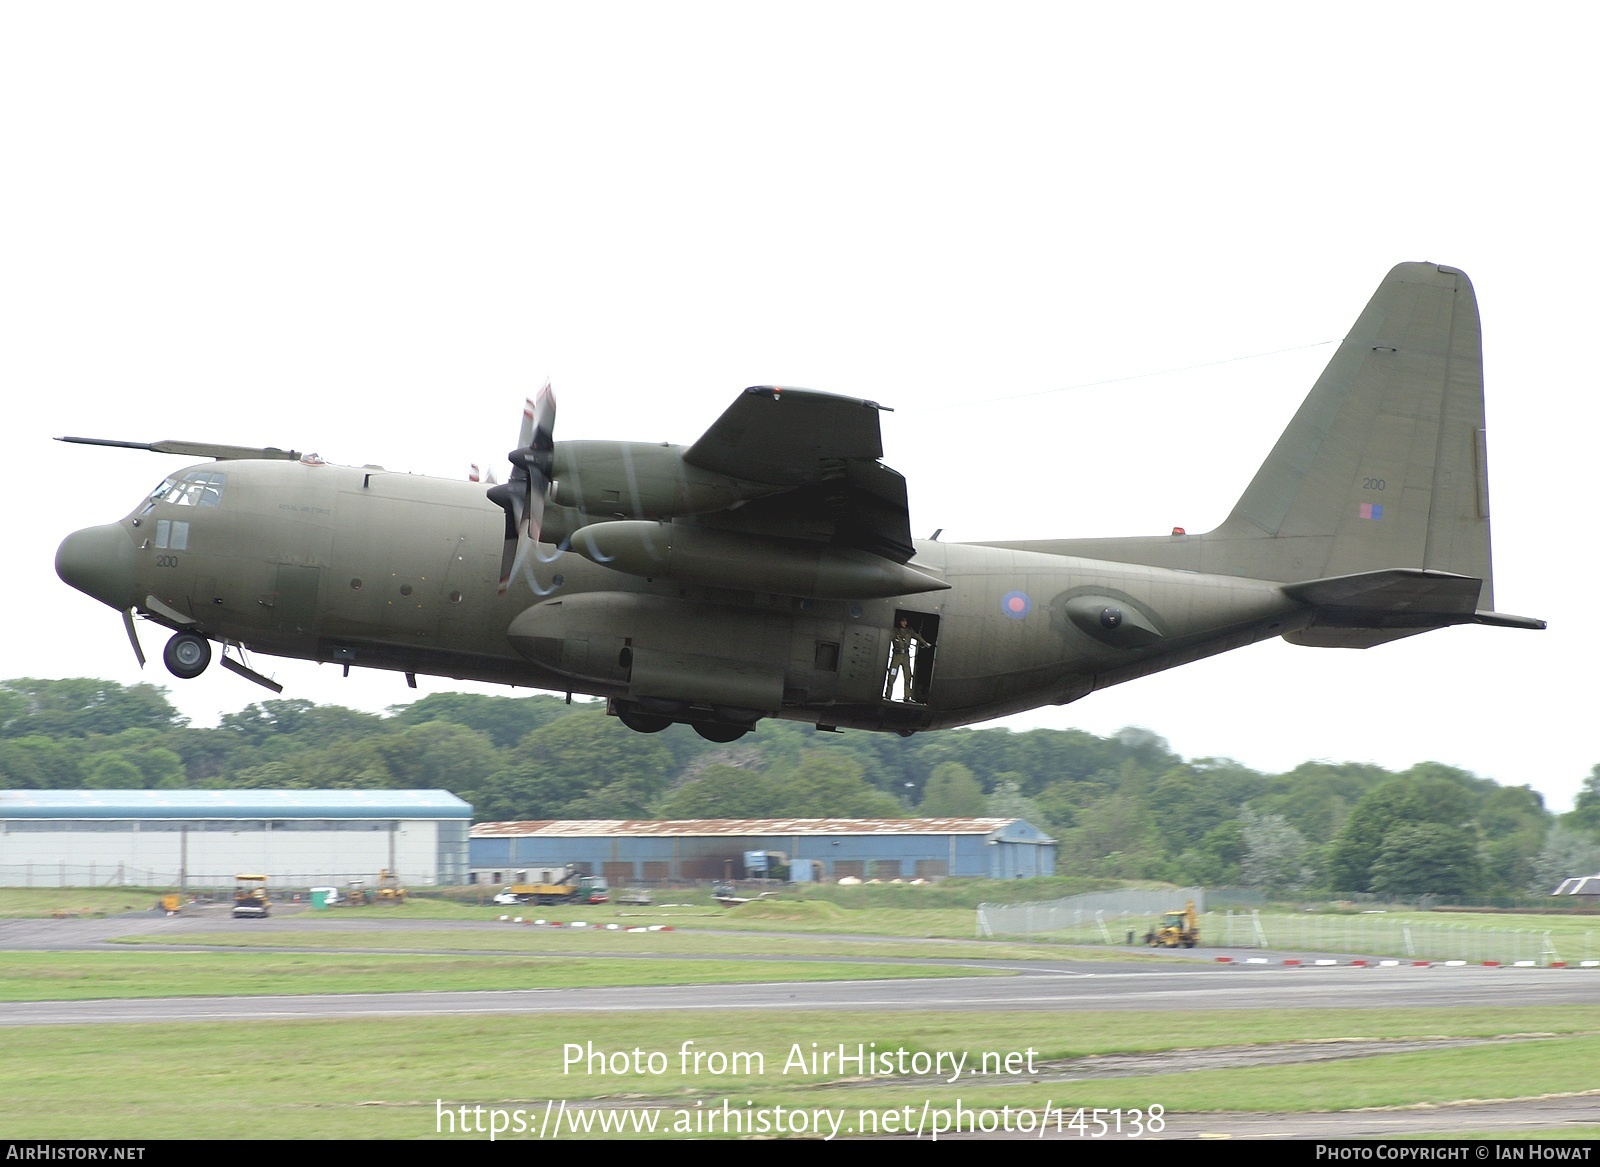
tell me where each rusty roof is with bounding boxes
[470,817,1029,838]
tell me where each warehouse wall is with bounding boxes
[0,819,455,886]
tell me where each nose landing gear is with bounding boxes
[163,632,212,679]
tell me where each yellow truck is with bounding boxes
[493,866,609,906]
[1144,900,1199,948]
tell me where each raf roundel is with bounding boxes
[1001,591,1031,619]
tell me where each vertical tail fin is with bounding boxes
[1217,261,1493,607]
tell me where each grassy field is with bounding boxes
[359,895,995,937]
[109,925,1144,963]
[5,886,1596,1139]
[0,1007,1595,1139]
[0,887,180,917]
[0,950,1003,1001]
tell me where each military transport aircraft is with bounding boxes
[55,262,1543,742]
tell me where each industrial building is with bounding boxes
[0,790,472,887]
[1553,871,1600,903]
[469,817,1056,884]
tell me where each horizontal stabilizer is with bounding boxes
[1470,610,1547,630]
[1282,568,1481,616]
[1281,568,1543,648]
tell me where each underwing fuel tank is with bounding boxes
[567,521,949,599]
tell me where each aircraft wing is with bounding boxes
[683,387,916,562]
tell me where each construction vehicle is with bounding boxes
[231,874,271,919]
[374,869,408,904]
[158,893,182,915]
[1144,900,1200,948]
[494,865,609,906]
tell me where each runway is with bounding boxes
[0,962,1591,1026]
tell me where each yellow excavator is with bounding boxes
[374,869,408,904]
[1144,900,1199,948]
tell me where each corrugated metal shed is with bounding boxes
[1553,873,1600,897]
[470,818,1036,838]
[468,817,1056,882]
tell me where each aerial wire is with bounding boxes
[918,338,1337,410]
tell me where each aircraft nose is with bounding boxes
[56,523,137,611]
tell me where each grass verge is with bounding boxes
[0,951,1001,1001]
[0,1007,1593,1139]
[108,925,1152,962]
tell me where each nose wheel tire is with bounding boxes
[163,633,212,679]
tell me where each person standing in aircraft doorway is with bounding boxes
[885,617,930,702]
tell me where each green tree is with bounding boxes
[1368,823,1483,898]
[986,774,1045,825]
[1527,825,1600,894]
[232,738,397,789]
[1326,775,1479,892]
[0,679,182,738]
[1240,809,1313,892]
[1148,764,1239,855]
[378,721,501,794]
[0,736,85,788]
[219,699,384,748]
[1252,761,1392,842]
[770,753,903,818]
[478,712,673,821]
[1058,792,1164,879]
[1568,766,1600,836]
[653,764,786,819]
[82,753,144,789]
[388,692,586,748]
[919,762,986,817]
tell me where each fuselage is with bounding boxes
[58,457,1313,735]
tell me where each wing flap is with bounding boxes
[683,387,916,562]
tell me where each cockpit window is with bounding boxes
[149,470,227,508]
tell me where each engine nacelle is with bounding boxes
[548,442,774,521]
[567,520,949,599]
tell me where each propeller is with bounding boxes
[487,383,556,595]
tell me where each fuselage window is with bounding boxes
[152,520,188,550]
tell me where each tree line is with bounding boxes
[2,677,1597,898]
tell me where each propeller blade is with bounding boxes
[122,609,146,668]
[490,383,557,595]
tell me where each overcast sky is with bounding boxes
[4,4,1594,808]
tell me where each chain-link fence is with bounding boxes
[1215,910,1588,965]
[977,892,1596,965]
[977,888,1205,942]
